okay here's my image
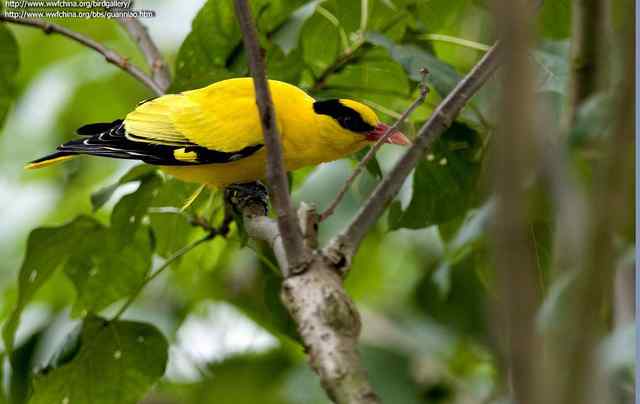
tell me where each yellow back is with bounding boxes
[124,78,377,167]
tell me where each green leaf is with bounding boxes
[2,217,103,358]
[532,41,570,94]
[64,227,153,316]
[172,0,306,91]
[90,165,158,211]
[67,174,160,315]
[569,92,613,147]
[148,177,213,257]
[415,253,489,339]
[272,0,322,55]
[159,350,292,404]
[318,48,410,108]
[416,0,474,33]
[30,316,168,404]
[433,200,494,296]
[366,32,461,97]
[355,147,383,179]
[301,13,341,77]
[361,346,423,404]
[266,45,305,83]
[110,172,162,238]
[389,122,482,230]
[538,0,571,39]
[0,23,19,128]
[171,0,241,91]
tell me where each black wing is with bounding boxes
[33,119,263,166]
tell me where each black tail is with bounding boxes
[28,119,183,167]
[28,118,264,169]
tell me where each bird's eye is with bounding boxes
[340,116,353,126]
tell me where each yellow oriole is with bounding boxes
[27,78,410,187]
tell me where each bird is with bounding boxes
[26,77,410,187]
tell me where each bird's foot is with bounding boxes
[224,181,269,216]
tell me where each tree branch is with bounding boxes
[490,1,544,403]
[563,0,609,130]
[325,43,501,269]
[561,9,635,404]
[0,15,163,96]
[280,257,379,404]
[319,69,429,221]
[233,0,307,273]
[116,17,172,92]
[232,3,380,401]
[226,184,380,404]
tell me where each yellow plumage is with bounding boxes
[28,78,409,187]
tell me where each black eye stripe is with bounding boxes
[313,99,375,133]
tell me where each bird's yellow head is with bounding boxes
[312,99,410,146]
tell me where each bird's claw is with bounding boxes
[224,181,269,216]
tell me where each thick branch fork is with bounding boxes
[281,261,379,404]
[227,185,380,404]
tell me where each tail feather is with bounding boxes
[26,117,263,169]
[25,152,76,169]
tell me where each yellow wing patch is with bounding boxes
[173,147,198,162]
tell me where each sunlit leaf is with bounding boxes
[301,13,341,77]
[30,316,168,404]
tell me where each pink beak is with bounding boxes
[366,123,411,145]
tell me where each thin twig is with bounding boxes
[325,43,502,270]
[111,217,231,321]
[311,41,365,93]
[233,0,307,274]
[319,69,429,221]
[116,17,171,92]
[111,235,209,321]
[0,15,163,96]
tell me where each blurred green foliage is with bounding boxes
[0,0,633,404]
